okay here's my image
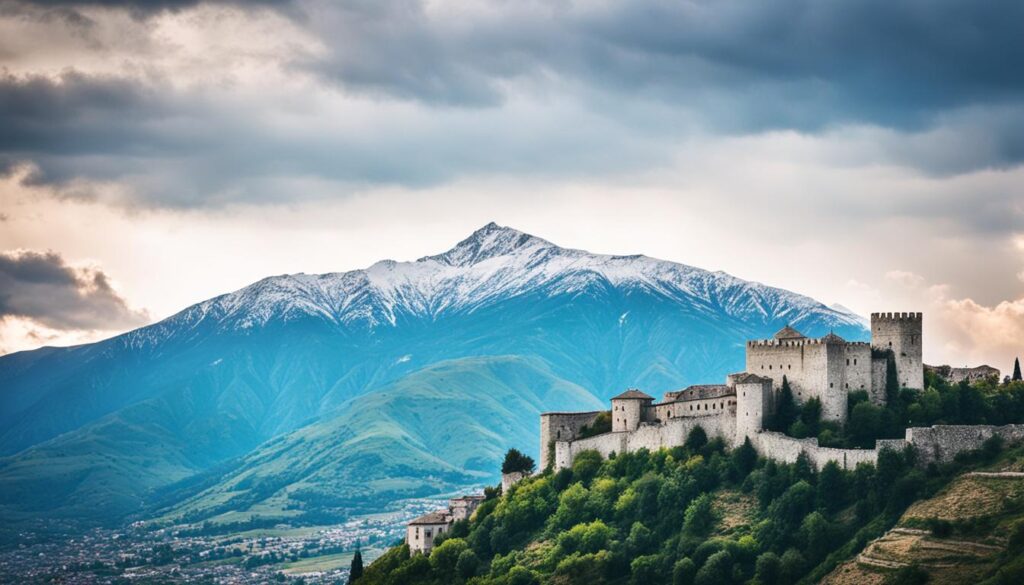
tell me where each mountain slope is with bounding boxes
[153,355,603,525]
[0,222,867,526]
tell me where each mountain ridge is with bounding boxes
[0,222,868,529]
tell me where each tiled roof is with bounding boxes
[663,384,734,403]
[820,332,846,344]
[732,372,770,384]
[612,389,655,401]
[409,511,452,525]
[773,325,806,340]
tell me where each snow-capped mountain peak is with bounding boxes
[134,223,865,343]
[421,222,553,267]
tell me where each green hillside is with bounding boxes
[150,356,603,527]
[355,431,1024,585]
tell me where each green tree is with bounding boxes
[886,351,900,404]
[571,450,603,487]
[849,401,882,448]
[775,376,799,432]
[778,549,806,584]
[732,437,758,478]
[800,511,832,563]
[347,543,364,584]
[507,566,540,585]
[672,558,697,585]
[630,554,665,584]
[694,550,732,585]
[502,448,536,475]
[816,461,845,514]
[1014,357,1022,382]
[800,398,822,436]
[684,493,715,536]
[685,426,708,452]
[455,549,479,580]
[429,538,469,579]
[754,551,781,585]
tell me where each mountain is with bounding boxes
[0,222,867,530]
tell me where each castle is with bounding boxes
[541,311,1015,475]
[408,310,1018,554]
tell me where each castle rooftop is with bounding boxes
[820,332,846,344]
[731,372,770,384]
[612,389,655,401]
[663,384,733,403]
[409,511,452,525]
[773,325,806,340]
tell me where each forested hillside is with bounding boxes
[356,380,1024,585]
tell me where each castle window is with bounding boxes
[854,359,858,365]
[769,365,772,370]
[788,365,791,370]
[846,359,850,365]
[829,383,833,388]
[845,383,849,388]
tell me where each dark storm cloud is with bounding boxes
[306,0,1024,129]
[6,0,291,13]
[1,0,1024,208]
[0,250,149,330]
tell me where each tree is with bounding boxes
[732,437,758,478]
[886,351,900,404]
[816,461,845,514]
[455,549,479,579]
[673,558,697,585]
[347,542,364,584]
[684,493,715,536]
[1014,357,1022,382]
[502,448,536,475]
[429,538,469,579]
[694,550,732,585]
[799,398,822,436]
[754,552,781,585]
[685,426,708,452]
[775,376,799,432]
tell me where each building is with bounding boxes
[406,494,486,554]
[541,311,934,472]
[925,364,1001,384]
[406,511,452,555]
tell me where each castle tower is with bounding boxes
[610,389,654,432]
[871,312,924,391]
[734,374,772,445]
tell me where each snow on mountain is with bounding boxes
[133,222,861,343]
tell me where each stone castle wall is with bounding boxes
[554,414,735,469]
[906,424,1024,464]
[653,396,736,421]
[552,422,1024,473]
[540,411,605,470]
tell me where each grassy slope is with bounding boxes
[153,355,602,525]
[823,455,1024,585]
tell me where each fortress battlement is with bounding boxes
[871,311,922,322]
[543,309,938,472]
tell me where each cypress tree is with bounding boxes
[1014,357,1022,381]
[885,351,900,404]
[348,542,364,584]
[774,376,798,432]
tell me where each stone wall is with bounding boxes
[906,424,1024,464]
[751,431,896,470]
[554,421,1024,473]
[652,396,736,422]
[553,414,735,470]
[540,411,605,470]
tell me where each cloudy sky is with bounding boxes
[0,0,1022,372]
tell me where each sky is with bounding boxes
[0,0,1022,373]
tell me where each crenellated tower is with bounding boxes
[870,312,923,391]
